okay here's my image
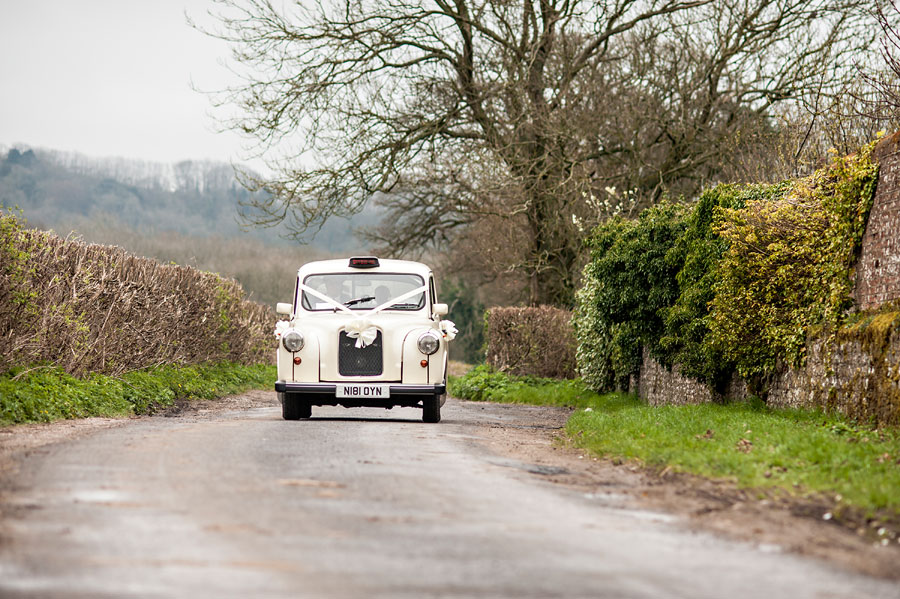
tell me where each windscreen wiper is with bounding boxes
[387,302,420,309]
[344,295,376,307]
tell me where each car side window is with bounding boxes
[429,277,436,306]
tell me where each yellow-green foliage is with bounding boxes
[710,142,879,379]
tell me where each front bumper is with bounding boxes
[274,381,446,409]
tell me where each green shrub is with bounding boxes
[574,139,879,395]
[573,202,688,392]
[659,182,791,389]
[710,143,879,379]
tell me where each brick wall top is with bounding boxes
[854,132,900,310]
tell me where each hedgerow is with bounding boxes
[0,210,273,377]
[575,140,880,394]
[485,305,576,379]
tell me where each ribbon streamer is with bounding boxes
[295,283,435,348]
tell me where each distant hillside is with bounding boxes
[0,146,377,254]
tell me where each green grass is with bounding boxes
[451,365,900,515]
[449,364,597,407]
[0,362,276,425]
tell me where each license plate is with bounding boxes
[336,384,389,399]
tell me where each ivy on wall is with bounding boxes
[711,142,879,380]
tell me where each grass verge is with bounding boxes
[450,365,900,517]
[0,362,276,425]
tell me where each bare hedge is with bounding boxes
[485,306,576,379]
[0,212,273,376]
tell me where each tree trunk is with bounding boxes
[525,188,579,307]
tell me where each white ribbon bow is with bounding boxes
[344,318,379,348]
[440,320,458,341]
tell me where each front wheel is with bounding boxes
[422,394,441,423]
[283,394,312,420]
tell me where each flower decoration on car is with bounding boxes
[274,320,291,338]
[440,320,458,340]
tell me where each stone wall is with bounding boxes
[637,315,900,425]
[854,132,900,310]
[637,348,747,406]
[766,315,900,425]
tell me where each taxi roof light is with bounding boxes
[349,256,380,269]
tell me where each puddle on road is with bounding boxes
[70,489,126,503]
[277,479,345,489]
[488,457,570,476]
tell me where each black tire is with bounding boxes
[283,394,312,420]
[422,394,441,423]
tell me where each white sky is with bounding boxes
[0,0,256,166]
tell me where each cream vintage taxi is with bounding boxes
[274,257,456,422]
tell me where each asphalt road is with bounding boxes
[0,397,897,599]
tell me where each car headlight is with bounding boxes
[282,330,305,352]
[417,331,440,355]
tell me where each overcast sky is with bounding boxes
[0,0,255,166]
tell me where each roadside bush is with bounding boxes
[573,202,688,392]
[658,182,791,389]
[574,139,879,396]
[0,211,274,377]
[710,142,879,379]
[485,305,576,379]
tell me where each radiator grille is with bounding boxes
[339,331,383,376]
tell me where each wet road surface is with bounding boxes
[0,397,897,598]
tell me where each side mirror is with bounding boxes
[433,303,449,317]
[276,302,293,316]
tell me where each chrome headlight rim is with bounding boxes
[417,330,440,355]
[282,329,305,352]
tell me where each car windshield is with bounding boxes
[301,273,426,311]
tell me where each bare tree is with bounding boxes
[203,0,876,306]
[853,2,900,125]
